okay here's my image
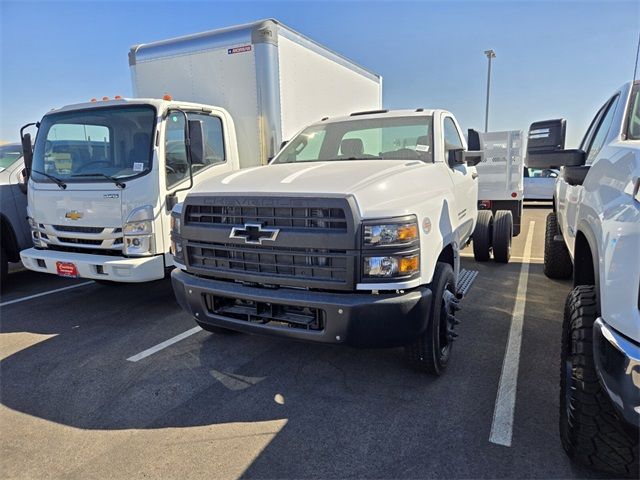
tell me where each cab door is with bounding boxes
[441,114,477,242]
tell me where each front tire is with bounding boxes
[492,210,513,263]
[405,262,456,375]
[473,210,493,262]
[544,212,572,279]
[560,286,639,478]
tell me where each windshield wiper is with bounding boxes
[71,173,126,189]
[31,170,67,189]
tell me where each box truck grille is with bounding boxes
[186,205,347,231]
[187,241,349,284]
[53,225,105,234]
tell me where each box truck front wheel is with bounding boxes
[405,262,457,375]
[492,210,513,263]
[560,286,639,478]
[473,210,493,262]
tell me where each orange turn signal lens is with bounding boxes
[397,223,419,242]
[398,255,419,274]
[163,94,173,101]
[90,98,97,102]
[102,96,109,101]
[114,95,122,100]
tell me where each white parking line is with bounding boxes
[489,220,536,447]
[126,326,202,362]
[0,281,95,307]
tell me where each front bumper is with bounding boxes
[20,248,166,283]
[171,269,432,348]
[593,317,640,427]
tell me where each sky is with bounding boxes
[1,0,638,147]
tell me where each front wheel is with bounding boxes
[544,212,572,279]
[560,286,638,477]
[404,262,457,375]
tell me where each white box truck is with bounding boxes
[19,19,382,283]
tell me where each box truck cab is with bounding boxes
[19,19,382,282]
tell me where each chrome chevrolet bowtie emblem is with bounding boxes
[65,210,83,220]
[229,223,279,245]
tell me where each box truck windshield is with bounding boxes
[273,116,433,164]
[32,105,156,184]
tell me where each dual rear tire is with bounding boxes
[473,210,512,263]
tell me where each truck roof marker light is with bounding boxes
[90,98,97,102]
[102,96,109,101]
[511,192,517,198]
[163,94,173,101]
[114,95,122,100]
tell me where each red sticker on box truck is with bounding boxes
[56,262,78,278]
[228,45,252,55]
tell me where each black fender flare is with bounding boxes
[575,219,600,306]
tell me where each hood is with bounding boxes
[190,160,443,217]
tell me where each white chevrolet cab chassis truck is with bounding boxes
[17,20,382,283]
[527,81,639,477]
[170,109,509,374]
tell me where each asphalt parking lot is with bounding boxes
[0,206,609,479]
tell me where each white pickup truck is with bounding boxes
[527,80,639,477]
[19,19,381,283]
[170,109,508,374]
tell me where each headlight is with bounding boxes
[170,215,181,234]
[363,254,419,278]
[123,205,155,256]
[364,220,418,247]
[124,220,152,235]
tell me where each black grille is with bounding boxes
[187,241,348,284]
[186,205,347,231]
[53,225,104,234]
[47,245,123,256]
[204,294,324,331]
[57,237,103,246]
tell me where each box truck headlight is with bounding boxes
[363,254,419,278]
[27,216,46,248]
[364,219,418,247]
[123,205,155,256]
[170,203,184,265]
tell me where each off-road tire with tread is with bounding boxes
[492,210,513,263]
[544,212,572,279]
[196,320,238,335]
[560,286,639,478]
[473,210,493,262]
[404,262,455,375]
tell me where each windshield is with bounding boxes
[272,116,433,164]
[0,144,23,170]
[32,105,156,183]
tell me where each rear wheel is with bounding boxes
[492,210,513,263]
[544,212,572,279]
[560,286,639,477]
[473,210,493,261]
[405,262,457,375]
[196,320,238,335]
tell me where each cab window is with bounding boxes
[585,95,619,165]
[443,117,464,161]
[165,112,225,188]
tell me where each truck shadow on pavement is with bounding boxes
[0,264,604,478]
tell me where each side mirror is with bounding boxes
[463,129,483,166]
[463,151,484,166]
[526,119,585,168]
[447,148,464,167]
[21,132,33,177]
[187,119,205,165]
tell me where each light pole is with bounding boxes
[484,49,496,132]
